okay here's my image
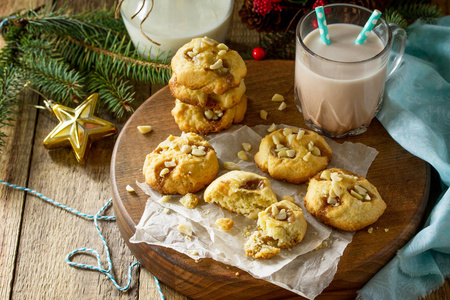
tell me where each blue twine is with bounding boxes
[0,179,165,298]
[0,179,115,221]
[0,16,17,31]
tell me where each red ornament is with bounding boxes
[312,0,328,9]
[252,47,266,60]
[313,0,331,14]
[253,0,282,16]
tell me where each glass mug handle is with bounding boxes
[386,23,407,78]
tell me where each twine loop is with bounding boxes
[115,0,161,46]
[0,179,165,298]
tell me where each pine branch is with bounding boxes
[383,2,442,29]
[87,68,135,118]
[384,8,409,29]
[0,4,171,121]
[0,65,25,149]
[19,52,86,105]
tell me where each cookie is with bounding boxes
[169,75,246,110]
[244,231,280,259]
[254,127,332,184]
[170,37,247,95]
[171,95,247,135]
[143,133,219,195]
[203,170,278,219]
[245,200,307,259]
[304,168,387,231]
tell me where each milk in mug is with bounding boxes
[295,23,387,136]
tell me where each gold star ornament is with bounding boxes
[43,93,117,163]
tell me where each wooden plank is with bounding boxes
[432,0,450,15]
[0,91,40,299]
[10,0,138,299]
[0,1,49,299]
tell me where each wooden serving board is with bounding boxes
[111,60,429,299]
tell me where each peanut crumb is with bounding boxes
[272,93,285,102]
[368,227,374,234]
[189,250,199,256]
[237,150,248,161]
[216,218,234,231]
[224,161,240,171]
[242,143,252,152]
[267,123,277,133]
[384,228,390,232]
[260,110,268,120]
[159,195,171,202]
[278,102,287,111]
[125,185,135,192]
[235,272,240,276]
[137,125,152,134]
[163,208,170,214]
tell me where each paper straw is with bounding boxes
[315,6,330,45]
[355,9,382,44]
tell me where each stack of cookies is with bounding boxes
[169,37,248,135]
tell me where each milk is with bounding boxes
[121,0,234,59]
[295,23,387,136]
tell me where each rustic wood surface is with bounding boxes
[0,1,448,300]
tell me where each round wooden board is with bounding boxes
[111,60,430,299]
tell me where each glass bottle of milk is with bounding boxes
[120,0,234,60]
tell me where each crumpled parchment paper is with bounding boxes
[131,124,379,299]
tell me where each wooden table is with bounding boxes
[1,0,449,299]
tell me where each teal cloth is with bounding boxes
[358,17,450,299]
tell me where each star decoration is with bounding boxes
[43,93,117,163]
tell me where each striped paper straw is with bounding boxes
[315,6,330,45]
[355,9,382,44]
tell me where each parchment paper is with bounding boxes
[131,125,379,299]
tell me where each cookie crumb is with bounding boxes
[368,227,374,234]
[235,272,240,276]
[163,208,170,214]
[215,218,234,231]
[180,193,199,209]
[125,185,135,192]
[177,222,192,236]
[384,228,389,232]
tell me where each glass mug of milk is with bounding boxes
[120,0,234,59]
[295,4,406,138]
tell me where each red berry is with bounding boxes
[252,47,266,61]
